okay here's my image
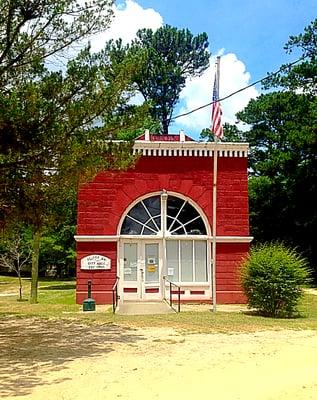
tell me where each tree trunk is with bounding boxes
[162,116,169,135]
[30,229,41,304]
[18,271,23,301]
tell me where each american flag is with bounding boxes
[211,67,223,139]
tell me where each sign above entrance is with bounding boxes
[81,255,111,270]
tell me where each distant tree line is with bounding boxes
[202,19,317,278]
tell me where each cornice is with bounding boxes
[132,141,249,157]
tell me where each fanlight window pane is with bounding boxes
[142,220,157,234]
[166,196,206,235]
[121,194,206,236]
[178,202,200,224]
[167,216,174,230]
[121,218,142,235]
[171,226,186,235]
[143,196,161,217]
[129,202,148,223]
[142,227,156,235]
[167,196,185,218]
[121,195,161,235]
[153,216,161,231]
[185,218,207,235]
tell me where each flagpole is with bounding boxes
[212,56,221,313]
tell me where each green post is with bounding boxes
[83,280,96,312]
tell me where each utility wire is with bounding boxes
[172,56,305,121]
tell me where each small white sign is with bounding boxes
[168,268,174,276]
[81,255,111,270]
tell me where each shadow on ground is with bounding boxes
[39,284,76,290]
[0,317,145,397]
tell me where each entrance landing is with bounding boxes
[116,301,174,315]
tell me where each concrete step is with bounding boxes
[116,301,175,315]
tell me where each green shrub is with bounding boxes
[240,243,311,317]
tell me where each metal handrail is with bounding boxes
[163,276,181,313]
[112,276,120,314]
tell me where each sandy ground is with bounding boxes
[0,318,317,400]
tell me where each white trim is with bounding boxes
[164,282,210,287]
[120,235,163,240]
[77,290,112,294]
[74,235,253,243]
[133,141,249,158]
[74,235,119,242]
[212,236,253,243]
[117,191,212,237]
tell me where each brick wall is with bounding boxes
[77,156,249,236]
[76,155,250,304]
[76,242,117,304]
[216,243,248,304]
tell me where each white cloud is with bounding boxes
[89,0,163,52]
[78,1,259,137]
[175,52,259,134]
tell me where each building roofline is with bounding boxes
[132,140,249,158]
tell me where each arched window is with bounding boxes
[120,194,207,235]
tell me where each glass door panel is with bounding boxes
[145,243,159,283]
[123,243,137,281]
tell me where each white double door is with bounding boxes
[121,241,163,300]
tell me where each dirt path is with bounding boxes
[1,318,317,399]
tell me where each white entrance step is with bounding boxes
[116,301,174,315]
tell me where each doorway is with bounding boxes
[121,241,162,300]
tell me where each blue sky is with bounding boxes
[105,1,316,138]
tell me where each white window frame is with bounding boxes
[119,192,210,237]
[166,238,209,285]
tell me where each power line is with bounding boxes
[172,56,305,121]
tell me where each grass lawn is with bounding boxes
[1,275,317,333]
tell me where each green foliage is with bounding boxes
[0,0,114,85]
[0,2,145,228]
[236,20,317,278]
[263,19,317,94]
[108,25,210,134]
[240,243,311,317]
[238,90,317,274]
[39,193,77,277]
[0,50,142,221]
[0,0,151,302]
[117,114,161,141]
[199,123,245,142]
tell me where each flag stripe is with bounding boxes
[211,66,224,139]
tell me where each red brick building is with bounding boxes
[75,132,252,305]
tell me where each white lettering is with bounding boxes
[81,255,111,270]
